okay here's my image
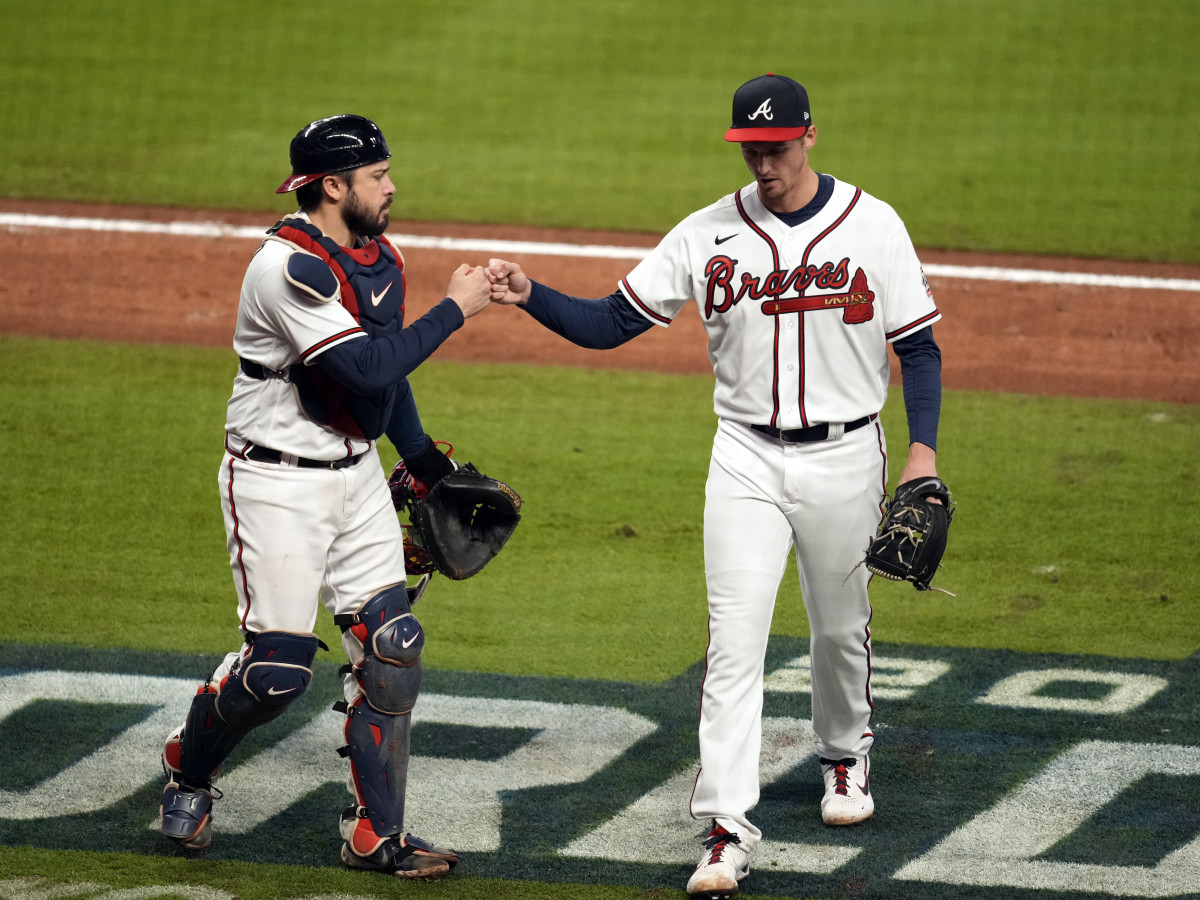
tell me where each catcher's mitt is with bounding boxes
[864,476,955,594]
[390,458,522,580]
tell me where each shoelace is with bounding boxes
[820,757,857,797]
[175,780,223,801]
[703,826,742,864]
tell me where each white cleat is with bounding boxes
[820,755,875,825]
[686,821,750,898]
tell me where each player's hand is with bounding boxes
[447,264,491,319]
[896,442,942,505]
[486,259,532,306]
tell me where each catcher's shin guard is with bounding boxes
[173,631,320,784]
[336,584,426,836]
[343,698,412,837]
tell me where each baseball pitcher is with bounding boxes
[486,74,949,899]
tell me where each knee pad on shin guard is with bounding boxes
[338,585,424,714]
[177,631,320,784]
[344,698,411,838]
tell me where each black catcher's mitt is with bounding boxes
[865,476,955,594]
[391,459,522,580]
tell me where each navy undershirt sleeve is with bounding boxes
[522,281,653,348]
[382,378,426,458]
[313,297,464,393]
[893,327,942,450]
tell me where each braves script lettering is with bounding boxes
[704,256,851,318]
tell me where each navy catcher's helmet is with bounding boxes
[275,114,390,194]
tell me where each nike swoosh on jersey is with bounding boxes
[370,281,393,307]
[715,233,738,245]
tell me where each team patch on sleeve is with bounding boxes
[284,252,339,303]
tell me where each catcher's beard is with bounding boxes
[342,189,390,240]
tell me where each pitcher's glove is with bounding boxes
[391,453,522,581]
[865,476,955,593]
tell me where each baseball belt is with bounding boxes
[750,414,874,444]
[245,445,365,470]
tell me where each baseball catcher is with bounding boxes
[864,476,955,594]
[389,444,522,580]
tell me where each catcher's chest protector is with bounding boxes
[270,217,407,330]
[268,217,407,439]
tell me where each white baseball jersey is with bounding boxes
[619,178,939,429]
[225,214,376,460]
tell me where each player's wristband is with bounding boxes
[402,435,454,488]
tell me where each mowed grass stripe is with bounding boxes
[2,335,1197,677]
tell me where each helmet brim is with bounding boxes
[275,171,328,194]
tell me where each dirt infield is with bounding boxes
[3,199,1198,403]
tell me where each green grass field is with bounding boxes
[2,2,1199,899]
[3,336,1198,677]
[2,0,1198,262]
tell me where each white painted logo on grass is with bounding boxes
[894,740,1200,897]
[977,668,1168,714]
[764,654,952,700]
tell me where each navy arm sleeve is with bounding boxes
[522,281,653,349]
[313,297,464,394]
[384,381,454,484]
[383,378,426,459]
[893,326,942,451]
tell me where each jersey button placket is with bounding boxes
[779,244,803,425]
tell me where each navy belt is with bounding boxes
[750,415,873,444]
[245,445,364,470]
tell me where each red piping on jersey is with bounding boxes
[864,416,888,713]
[886,308,940,341]
[864,601,876,712]
[620,278,671,325]
[735,186,864,428]
[223,449,253,632]
[735,189,782,271]
[300,327,365,363]
[735,190,785,426]
[689,612,716,815]
[792,187,862,427]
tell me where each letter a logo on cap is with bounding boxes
[748,99,774,121]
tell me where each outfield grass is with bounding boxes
[2,0,1197,263]
[0,848,666,900]
[3,336,1196,681]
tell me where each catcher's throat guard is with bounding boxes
[864,476,955,595]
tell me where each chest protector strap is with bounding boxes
[263,217,408,440]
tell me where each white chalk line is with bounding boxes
[3,212,1198,293]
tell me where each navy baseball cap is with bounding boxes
[724,73,812,142]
